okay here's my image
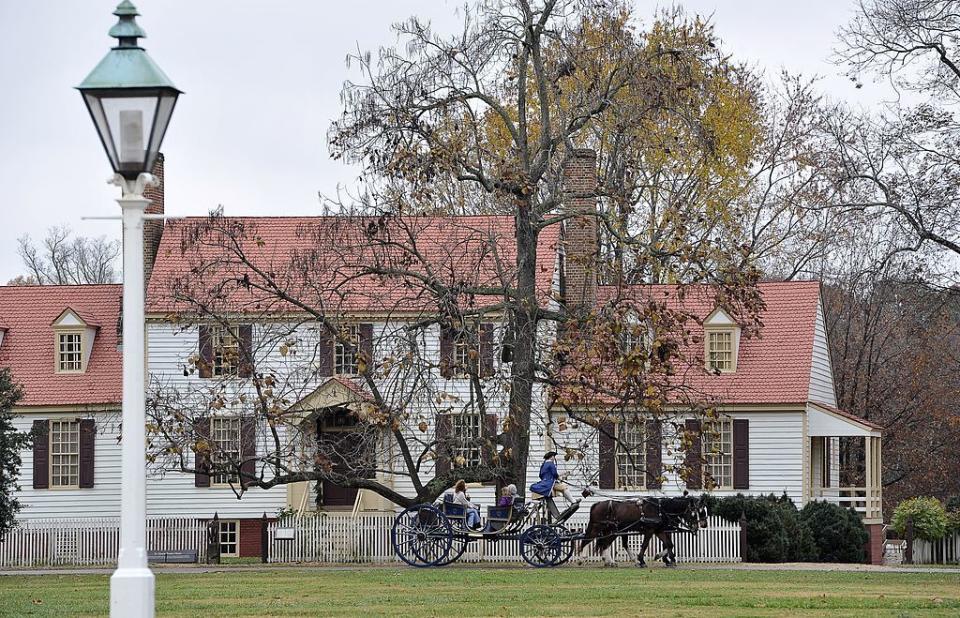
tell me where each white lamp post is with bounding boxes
[77,3,181,616]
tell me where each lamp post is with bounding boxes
[77,3,181,616]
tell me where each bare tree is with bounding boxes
[146,1,766,507]
[14,226,120,285]
[829,0,960,272]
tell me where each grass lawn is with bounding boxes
[1,567,959,617]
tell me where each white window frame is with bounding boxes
[451,326,481,377]
[705,329,736,373]
[702,418,733,490]
[210,417,241,486]
[334,324,360,376]
[56,331,85,373]
[49,419,81,489]
[218,520,240,557]
[449,410,483,468]
[212,325,241,377]
[615,421,647,490]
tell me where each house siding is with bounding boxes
[549,411,806,507]
[808,299,838,407]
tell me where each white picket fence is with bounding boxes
[913,532,960,564]
[0,517,208,567]
[267,513,741,564]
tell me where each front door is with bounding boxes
[317,408,367,508]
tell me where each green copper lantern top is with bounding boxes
[77,1,180,92]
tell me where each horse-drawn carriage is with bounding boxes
[390,490,709,568]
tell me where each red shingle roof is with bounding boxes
[593,281,822,405]
[0,285,122,407]
[146,215,560,315]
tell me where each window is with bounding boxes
[703,419,733,489]
[334,324,360,375]
[707,330,734,372]
[212,326,240,376]
[615,421,646,490]
[210,417,241,485]
[218,520,239,557]
[453,331,473,373]
[57,332,83,372]
[50,420,80,488]
[449,411,482,468]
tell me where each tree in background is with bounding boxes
[0,369,30,541]
[832,0,960,272]
[13,225,120,285]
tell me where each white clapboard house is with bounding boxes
[4,151,884,562]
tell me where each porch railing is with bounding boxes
[837,487,882,521]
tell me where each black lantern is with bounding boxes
[78,1,181,180]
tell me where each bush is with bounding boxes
[798,500,868,563]
[947,510,960,534]
[892,497,949,541]
[709,493,817,562]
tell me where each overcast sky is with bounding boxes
[0,1,891,284]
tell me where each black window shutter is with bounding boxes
[822,437,831,489]
[435,414,452,477]
[198,326,213,378]
[439,326,454,379]
[78,418,96,489]
[240,417,256,489]
[32,420,49,489]
[194,418,211,488]
[684,419,702,490]
[645,419,662,489]
[358,323,374,373]
[598,421,616,489]
[733,419,750,490]
[317,326,334,377]
[237,325,254,378]
[479,323,494,377]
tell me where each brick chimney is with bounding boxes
[562,148,598,312]
[143,153,165,287]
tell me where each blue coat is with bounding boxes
[530,460,559,496]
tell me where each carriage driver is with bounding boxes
[530,451,580,506]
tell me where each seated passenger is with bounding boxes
[453,479,482,529]
[498,484,518,507]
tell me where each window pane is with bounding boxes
[213,326,240,376]
[616,421,646,489]
[218,520,238,556]
[708,331,733,371]
[703,419,732,489]
[211,418,241,485]
[334,324,360,375]
[58,333,83,371]
[50,420,80,487]
[449,412,482,468]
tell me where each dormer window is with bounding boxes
[58,332,84,372]
[707,331,734,372]
[51,308,98,374]
[703,307,739,373]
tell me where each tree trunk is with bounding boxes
[505,201,538,495]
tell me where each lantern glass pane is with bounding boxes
[82,93,118,169]
[145,92,177,172]
[100,96,158,171]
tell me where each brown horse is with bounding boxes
[576,493,709,567]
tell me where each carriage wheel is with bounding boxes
[551,525,577,566]
[520,525,563,568]
[391,504,452,567]
[435,536,469,566]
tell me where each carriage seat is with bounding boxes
[483,496,526,533]
[440,493,469,524]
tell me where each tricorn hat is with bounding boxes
[544,451,558,460]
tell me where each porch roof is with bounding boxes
[808,402,882,437]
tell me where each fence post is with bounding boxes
[261,512,269,564]
[739,515,748,563]
[904,517,914,565]
[206,512,221,565]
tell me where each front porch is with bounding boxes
[807,404,883,524]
